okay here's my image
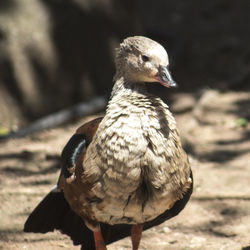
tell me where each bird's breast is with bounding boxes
[81,101,190,225]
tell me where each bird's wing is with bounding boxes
[57,117,104,230]
[60,117,103,183]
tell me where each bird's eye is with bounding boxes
[142,55,150,62]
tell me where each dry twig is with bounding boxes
[0,96,107,141]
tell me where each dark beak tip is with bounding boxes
[158,65,178,88]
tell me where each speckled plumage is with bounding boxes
[61,37,192,231]
[81,82,191,228]
[25,36,193,250]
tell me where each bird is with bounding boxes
[24,36,193,250]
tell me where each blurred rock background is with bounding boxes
[0,0,249,129]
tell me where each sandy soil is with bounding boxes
[0,89,250,250]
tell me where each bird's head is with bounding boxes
[115,36,177,88]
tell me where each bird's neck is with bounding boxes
[106,76,169,119]
[110,76,148,99]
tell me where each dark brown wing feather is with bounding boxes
[60,117,103,182]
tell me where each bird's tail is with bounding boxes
[24,186,95,248]
[24,186,67,233]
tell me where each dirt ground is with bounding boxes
[0,89,250,250]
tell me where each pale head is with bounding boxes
[115,36,176,88]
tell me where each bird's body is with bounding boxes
[24,36,193,250]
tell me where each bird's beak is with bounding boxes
[154,65,177,88]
